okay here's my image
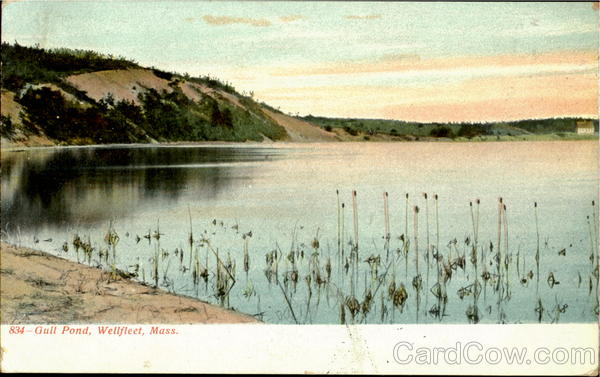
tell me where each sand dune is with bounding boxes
[0,242,259,324]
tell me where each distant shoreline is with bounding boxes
[1,132,597,152]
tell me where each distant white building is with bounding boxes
[576,120,594,135]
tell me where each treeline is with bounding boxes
[303,115,598,138]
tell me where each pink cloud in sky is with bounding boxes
[247,50,598,122]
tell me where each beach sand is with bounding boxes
[0,242,259,324]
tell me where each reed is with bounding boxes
[413,205,421,322]
[383,192,390,262]
[352,190,359,251]
[592,201,599,266]
[243,234,250,277]
[435,194,441,291]
[534,202,540,294]
[414,205,420,276]
[72,234,82,262]
[152,243,159,288]
[104,220,119,263]
[336,189,341,265]
[277,277,299,324]
[351,190,359,299]
[495,197,504,323]
[423,193,430,312]
[469,200,480,313]
[341,202,345,276]
[405,193,409,244]
[502,203,509,299]
[404,193,409,280]
[187,206,194,269]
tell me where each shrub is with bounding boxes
[457,124,483,138]
[430,126,454,138]
[0,115,15,138]
[152,69,173,81]
[19,87,133,143]
[344,126,358,136]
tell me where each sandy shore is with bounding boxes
[0,242,259,324]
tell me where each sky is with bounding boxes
[2,1,599,122]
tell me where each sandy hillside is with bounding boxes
[1,90,55,148]
[262,109,339,142]
[65,69,338,142]
[66,68,173,105]
[0,242,259,324]
[1,90,23,122]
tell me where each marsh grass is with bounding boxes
[34,189,597,325]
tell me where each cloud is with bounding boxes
[279,15,305,23]
[254,70,598,122]
[202,15,271,27]
[344,14,382,20]
[241,49,598,122]
[269,50,598,78]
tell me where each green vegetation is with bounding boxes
[303,115,599,139]
[1,42,138,99]
[19,86,136,144]
[1,43,287,144]
[137,87,285,142]
[429,125,454,138]
[0,115,15,139]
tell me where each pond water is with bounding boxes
[1,141,598,324]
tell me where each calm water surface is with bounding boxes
[1,141,598,324]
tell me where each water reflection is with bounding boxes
[1,142,598,324]
[1,146,279,229]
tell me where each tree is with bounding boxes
[430,126,454,138]
[457,124,483,138]
[0,115,15,138]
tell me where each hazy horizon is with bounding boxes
[2,1,598,122]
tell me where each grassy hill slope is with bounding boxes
[0,43,336,146]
